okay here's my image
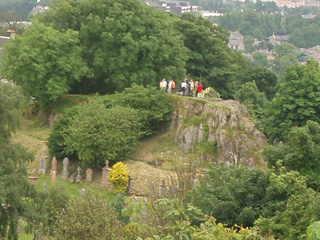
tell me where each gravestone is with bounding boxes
[86,168,93,182]
[160,179,167,198]
[149,181,156,199]
[51,156,57,184]
[75,166,82,183]
[29,169,38,186]
[61,157,69,179]
[79,188,86,198]
[101,160,110,187]
[38,148,47,175]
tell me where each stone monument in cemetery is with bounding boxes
[102,160,110,187]
[86,168,93,182]
[38,148,47,175]
[160,179,167,198]
[61,157,69,179]
[51,156,57,184]
[149,181,156,199]
[75,166,82,183]
[29,169,38,186]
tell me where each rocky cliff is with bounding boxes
[170,97,267,167]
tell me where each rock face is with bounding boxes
[170,98,267,167]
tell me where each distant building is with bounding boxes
[228,31,245,51]
[154,1,198,15]
[200,11,224,18]
[31,5,50,14]
[268,33,289,46]
[301,45,320,64]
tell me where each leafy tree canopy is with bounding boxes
[187,165,270,227]
[0,82,34,240]
[1,21,88,108]
[0,0,36,20]
[264,120,320,190]
[265,60,320,141]
[65,100,142,167]
[37,0,187,95]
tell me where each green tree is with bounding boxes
[65,100,142,167]
[53,193,124,240]
[252,52,269,68]
[235,81,267,122]
[188,165,270,227]
[0,82,34,240]
[247,67,278,100]
[0,0,36,20]
[100,85,174,136]
[264,121,320,190]
[48,105,81,160]
[38,0,187,94]
[1,21,88,108]
[272,43,299,77]
[256,171,316,240]
[176,13,244,98]
[265,60,320,141]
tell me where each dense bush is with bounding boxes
[65,101,142,168]
[99,85,174,136]
[109,162,129,194]
[187,165,271,227]
[264,120,320,190]
[47,106,80,160]
[53,193,124,240]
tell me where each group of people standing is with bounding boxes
[160,78,210,98]
[159,78,176,94]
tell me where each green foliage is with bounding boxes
[256,171,316,240]
[264,121,320,190]
[48,86,173,166]
[100,85,174,136]
[109,162,129,194]
[0,82,34,240]
[1,21,88,108]
[176,13,246,99]
[252,52,269,68]
[235,81,267,124]
[0,82,25,140]
[134,198,273,240]
[37,0,187,94]
[246,67,278,100]
[307,221,320,240]
[264,60,320,141]
[0,0,36,20]
[286,14,320,48]
[53,192,124,240]
[65,100,142,167]
[188,165,270,227]
[272,43,299,77]
[216,10,282,40]
[48,105,81,160]
[23,184,70,238]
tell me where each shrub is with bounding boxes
[99,85,174,137]
[65,100,142,167]
[109,162,129,194]
[47,105,80,160]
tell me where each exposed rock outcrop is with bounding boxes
[170,98,267,167]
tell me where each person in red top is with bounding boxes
[197,82,203,98]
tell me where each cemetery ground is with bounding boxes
[11,95,209,238]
